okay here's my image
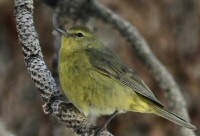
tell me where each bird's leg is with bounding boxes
[103,110,119,129]
[95,110,119,135]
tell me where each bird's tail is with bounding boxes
[152,105,196,130]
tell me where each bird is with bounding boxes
[57,26,196,131]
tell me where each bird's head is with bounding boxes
[57,26,100,52]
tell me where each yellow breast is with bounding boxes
[59,45,152,116]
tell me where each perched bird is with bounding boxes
[57,26,196,130]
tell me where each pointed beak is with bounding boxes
[56,28,68,36]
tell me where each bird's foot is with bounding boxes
[95,126,106,136]
[95,110,119,136]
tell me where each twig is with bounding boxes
[14,0,112,135]
[90,0,196,136]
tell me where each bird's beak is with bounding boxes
[56,28,68,36]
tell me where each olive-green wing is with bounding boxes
[85,47,164,107]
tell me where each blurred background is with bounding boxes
[0,0,199,136]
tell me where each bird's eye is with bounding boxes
[76,32,84,37]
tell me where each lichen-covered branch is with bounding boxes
[14,0,112,135]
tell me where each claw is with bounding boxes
[42,103,52,114]
[95,126,106,136]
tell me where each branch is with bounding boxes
[90,1,196,136]
[14,0,112,135]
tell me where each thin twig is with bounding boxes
[14,0,112,135]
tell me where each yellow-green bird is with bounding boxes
[57,26,196,130]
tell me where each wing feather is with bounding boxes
[85,47,164,107]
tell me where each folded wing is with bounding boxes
[85,47,164,107]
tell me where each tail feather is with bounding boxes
[153,106,196,130]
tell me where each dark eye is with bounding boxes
[76,32,83,37]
